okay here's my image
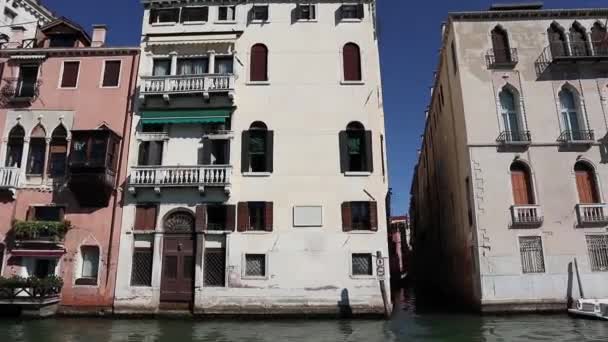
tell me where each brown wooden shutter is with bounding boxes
[61,61,80,88]
[195,204,207,232]
[241,131,250,173]
[226,205,236,232]
[576,169,599,204]
[341,202,352,232]
[264,202,273,232]
[134,206,145,230]
[343,43,361,81]
[369,201,378,232]
[364,130,374,173]
[491,28,510,63]
[250,44,268,82]
[237,202,249,232]
[134,205,157,230]
[511,170,531,205]
[339,131,348,173]
[26,206,36,221]
[146,206,157,230]
[265,130,274,173]
[102,61,121,87]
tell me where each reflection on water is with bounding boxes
[0,290,607,342]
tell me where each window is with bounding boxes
[49,125,68,177]
[27,124,46,175]
[251,5,269,22]
[237,202,273,232]
[31,206,63,221]
[575,162,600,204]
[5,125,24,167]
[450,41,458,73]
[131,235,153,286]
[340,4,364,20]
[4,8,16,24]
[242,121,273,173]
[587,235,608,272]
[380,134,386,178]
[510,162,535,205]
[352,253,373,276]
[75,246,99,285]
[591,23,608,56]
[138,141,163,166]
[519,236,545,273]
[204,248,226,287]
[152,59,171,76]
[466,177,473,226]
[214,56,233,74]
[60,61,80,88]
[34,259,56,278]
[0,245,4,275]
[17,64,39,97]
[250,44,268,82]
[177,58,208,75]
[296,4,316,21]
[559,87,585,140]
[102,60,121,87]
[49,35,77,48]
[342,43,362,82]
[69,130,115,168]
[491,26,512,64]
[218,6,236,21]
[339,122,373,173]
[196,204,235,231]
[207,205,228,230]
[570,23,591,57]
[244,254,266,277]
[548,23,568,58]
[499,87,523,141]
[341,201,378,232]
[134,205,158,231]
[149,8,179,24]
[180,6,208,22]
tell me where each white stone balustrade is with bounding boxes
[0,167,20,198]
[140,74,235,98]
[576,204,608,226]
[129,165,232,194]
[510,205,543,227]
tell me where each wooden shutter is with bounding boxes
[369,202,378,232]
[61,61,80,88]
[250,44,268,82]
[364,130,374,172]
[343,43,361,81]
[241,131,250,173]
[491,28,510,63]
[26,206,36,221]
[341,202,352,232]
[339,131,348,173]
[511,170,531,205]
[226,205,236,232]
[576,169,599,204]
[237,202,249,232]
[134,205,157,230]
[102,61,121,87]
[195,204,207,232]
[356,4,364,19]
[265,130,274,172]
[264,202,273,232]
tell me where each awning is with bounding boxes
[11,249,65,257]
[140,109,232,125]
[9,54,46,62]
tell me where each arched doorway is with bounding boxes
[160,210,195,304]
[491,26,511,64]
[575,162,600,204]
[510,161,535,205]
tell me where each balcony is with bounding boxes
[0,77,41,103]
[140,74,235,101]
[510,205,543,228]
[535,39,608,75]
[0,167,20,198]
[11,220,71,244]
[576,204,608,227]
[128,165,232,195]
[0,38,38,50]
[496,130,531,146]
[486,48,518,69]
[557,130,595,145]
[0,275,63,317]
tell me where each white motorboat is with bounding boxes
[568,299,608,320]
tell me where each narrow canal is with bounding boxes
[1,292,607,341]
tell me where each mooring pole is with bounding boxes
[376,251,391,319]
[574,257,585,299]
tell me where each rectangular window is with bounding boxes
[218,6,236,21]
[152,59,171,76]
[519,236,545,273]
[204,248,226,287]
[34,259,56,278]
[214,56,233,74]
[340,4,364,20]
[351,202,371,230]
[251,5,269,21]
[131,235,153,287]
[138,141,163,166]
[17,64,39,97]
[451,41,458,73]
[49,141,67,178]
[149,8,179,24]
[207,205,228,231]
[33,206,63,222]
[102,60,121,87]
[297,4,316,20]
[75,246,99,285]
[248,202,266,231]
[49,35,76,48]
[245,254,266,277]
[249,130,267,172]
[26,138,46,175]
[134,205,157,231]
[380,134,385,178]
[352,253,373,276]
[177,58,208,75]
[180,6,208,22]
[60,61,80,88]
[586,235,608,272]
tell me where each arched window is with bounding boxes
[242,121,273,173]
[575,162,600,204]
[5,125,24,167]
[75,245,100,286]
[591,22,608,56]
[499,87,522,141]
[164,211,195,233]
[570,23,591,57]
[27,124,46,175]
[340,122,372,173]
[510,162,535,205]
[559,87,584,140]
[250,44,268,82]
[343,43,362,81]
[49,125,68,177]
[548,23,568,57]
[491,26,511,63]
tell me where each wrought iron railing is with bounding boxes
[0,276,63,301]
[486,48,518,68]
[535,37,608,74]
[557,130,595,143]
[510,205,543,227]
[1,77,41,100]
[140,74,235,95]
[496,130,531,144]
[576,204,608,226]
[129,165,232,187]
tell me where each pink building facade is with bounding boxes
[0,18,138,314]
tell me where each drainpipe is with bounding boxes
[105,51,139,312]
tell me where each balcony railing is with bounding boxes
[129,165,232,194]
[0,38,37,50]
[1,77,41,101]
[576,204,608,226]
[510,205,543,227]
[140,74,235,99]
[557,130,595,144]
[496,130,531,145]
[535,38,608,75]
[486,48,518,68]
[0,167,20,188]
[0,276,63,302]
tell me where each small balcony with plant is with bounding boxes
[11,219,71,244]
[0,275,63,317]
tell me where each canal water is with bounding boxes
[1,293,607,341]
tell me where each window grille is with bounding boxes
[204,248,226,287]
[586,235,608,272]
[131,248,153,286]
[352,253,373,276]
[245,254,266,277]
[519,236,545,273]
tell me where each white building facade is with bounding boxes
[0,0,54,44]
[114,0,390,315]
[411,4,608,312]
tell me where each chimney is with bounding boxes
[91,24,107,47]
[8,26,25,48]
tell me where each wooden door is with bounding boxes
[491,28,511,63]
[511,169,533,205]
[160,235,194,303]
[576,168,599,204]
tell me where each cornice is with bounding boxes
[142,0,372,7]
[0,47,140,58]
[15,0,55,24]
[449,8,608,21]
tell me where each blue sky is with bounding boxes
[43,0,608,215]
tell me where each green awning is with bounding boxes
[140,109,231,125]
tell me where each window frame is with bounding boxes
[130,235,154,287]
[517,235,546,274]
[74,245,100,287]
[296,3,317,22]
[248,43,270,84]
[340,4,364,22]
[216,5,237,23]
[100,59,122,88]
[250,5,270,23]
[242,253,269,280]
[350,252,375,278]
[58,60,81,89]
[149,7,180,26]
[152,58,172,77]
[586,234,608,272]
[340,42,364,85]
[350,202,372,231]
[16,63,40,98]
[180,6,209,24]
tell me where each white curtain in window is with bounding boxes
[499,90,520,136]
[153,60,170,76]
[178,59,208,75]
[81,247,99,278]
[559,88,581,133]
